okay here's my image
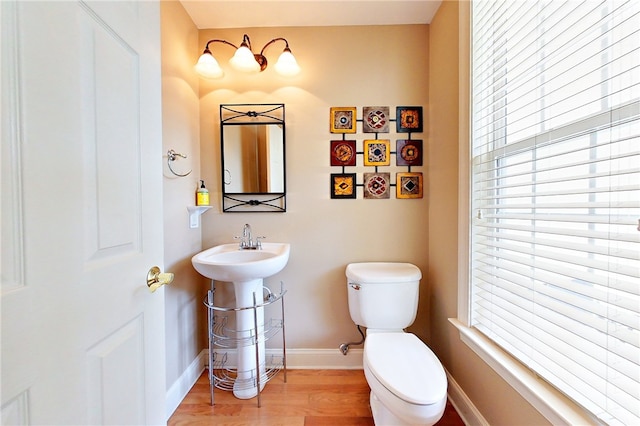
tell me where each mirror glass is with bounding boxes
[220,104,286,212]
[223,124,284,193]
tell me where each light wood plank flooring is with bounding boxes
[169,369,465,426]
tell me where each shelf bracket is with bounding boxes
[187,206,212,228]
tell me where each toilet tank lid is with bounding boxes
[346,262,421,283]
[365,333,447,405]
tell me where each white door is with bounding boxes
[1,1,166,424]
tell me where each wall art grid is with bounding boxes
[329,106,424,199]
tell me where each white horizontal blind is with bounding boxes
[470,1,640,424]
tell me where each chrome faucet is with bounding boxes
[237,223,264,250]
[242,223,252,248]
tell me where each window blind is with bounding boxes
[470,1,639,424]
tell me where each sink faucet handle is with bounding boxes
[233,235,248,248]
[255,236,266,249]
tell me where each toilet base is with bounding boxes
[365,367,446,426]
[370,391,445,426]
[371,392,406,425]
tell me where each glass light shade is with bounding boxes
[195,52,224,79]
[229,45,260,73]
[273,49,300,76]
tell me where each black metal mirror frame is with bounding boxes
[220,103,286,212]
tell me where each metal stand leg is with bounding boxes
[280,281,287,384]
[253,291,262,407]
[207,282,215,406]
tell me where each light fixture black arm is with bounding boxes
[259,37,291,56]
[202,39,238,55]
[239,34,253,50]
[255,38,292,71]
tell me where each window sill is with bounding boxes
[448,318,600,426]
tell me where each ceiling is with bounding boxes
[179,1,443,29]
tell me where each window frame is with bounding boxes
[450,2,625,424]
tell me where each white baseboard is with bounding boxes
[284,348,363,369]
[210,347,364,369]
[165,350,207,420]
[446,369,489,426]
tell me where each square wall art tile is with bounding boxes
[330,140,357,166]
[362,106,390,133]
[364,173,391,199]
[330,107,357,133]
[331,173,357,199]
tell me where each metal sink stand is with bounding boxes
[203,281,287,407]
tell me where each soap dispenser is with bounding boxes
[196,180,210,206]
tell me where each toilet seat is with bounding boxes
[364,333,447,405]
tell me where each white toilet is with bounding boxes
[346,262,447,426]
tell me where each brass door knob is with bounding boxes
[147,266,174,293]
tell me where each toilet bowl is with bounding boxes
[364,333,447,425]
[345,262,448,426]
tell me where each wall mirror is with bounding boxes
[220,104,286,212]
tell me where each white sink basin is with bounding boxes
[192,242,290,282]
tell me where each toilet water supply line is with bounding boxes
[339,325,365,355]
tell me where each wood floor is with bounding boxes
[169,369,465,426]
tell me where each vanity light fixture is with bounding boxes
[195,34,301,79]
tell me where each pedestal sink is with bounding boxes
[192,242,290,399]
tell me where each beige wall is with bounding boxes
[160,1,206,388]
[428,2,549,424]
[198,25,432,348]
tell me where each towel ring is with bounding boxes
[167,149,192,177]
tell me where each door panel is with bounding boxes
[81,5,142,261]
[86,316,145,426]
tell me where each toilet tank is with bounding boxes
[346,262,421,330]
